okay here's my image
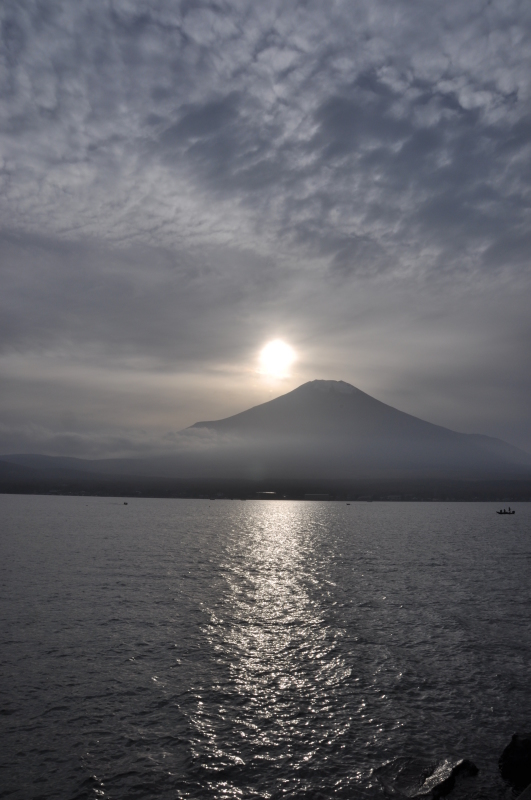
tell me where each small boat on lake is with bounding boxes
[496,508,515,515]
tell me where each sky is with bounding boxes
[1,0,531,458]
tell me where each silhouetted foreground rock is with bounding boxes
[409,758,478,798]
[376,756,478,797]
[499,734,531,792]
[516,784,531,800]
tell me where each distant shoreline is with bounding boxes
[1,477,530,503]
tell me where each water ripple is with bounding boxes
[1,497,530,799]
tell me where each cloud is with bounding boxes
[0,419,233,459]
[1,0,530,276]
[0,230,286,362]
[1,0,531,455]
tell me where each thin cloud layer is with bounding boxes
[1,0,531,455]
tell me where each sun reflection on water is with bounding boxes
[189,503,352,797]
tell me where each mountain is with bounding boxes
[2,380,531,485]
[192,379,516,445]
[187,379,531,479]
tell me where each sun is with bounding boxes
[259,340,296,378]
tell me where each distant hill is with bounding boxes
[2,380,531,487]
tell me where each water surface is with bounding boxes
[1,496,530,799]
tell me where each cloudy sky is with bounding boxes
[1,0,531,457]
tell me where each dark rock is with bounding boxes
[499,734,531,792]
[515,784,531,800]
[376,756,478,798]
[414,758,479,798]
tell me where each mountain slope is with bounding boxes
[189,379,531,475]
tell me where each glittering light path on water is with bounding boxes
[189,504,354,798]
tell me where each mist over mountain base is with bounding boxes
[2,380,530,498]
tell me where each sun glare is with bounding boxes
[259,340,296,378]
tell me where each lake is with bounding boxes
[1,495,530,799]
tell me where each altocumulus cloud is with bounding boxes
[1,0,531,456]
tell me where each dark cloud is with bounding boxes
[162,95,240,143]
[2,0,530,275]
[0,231,286,363]
[1,0,531,455]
